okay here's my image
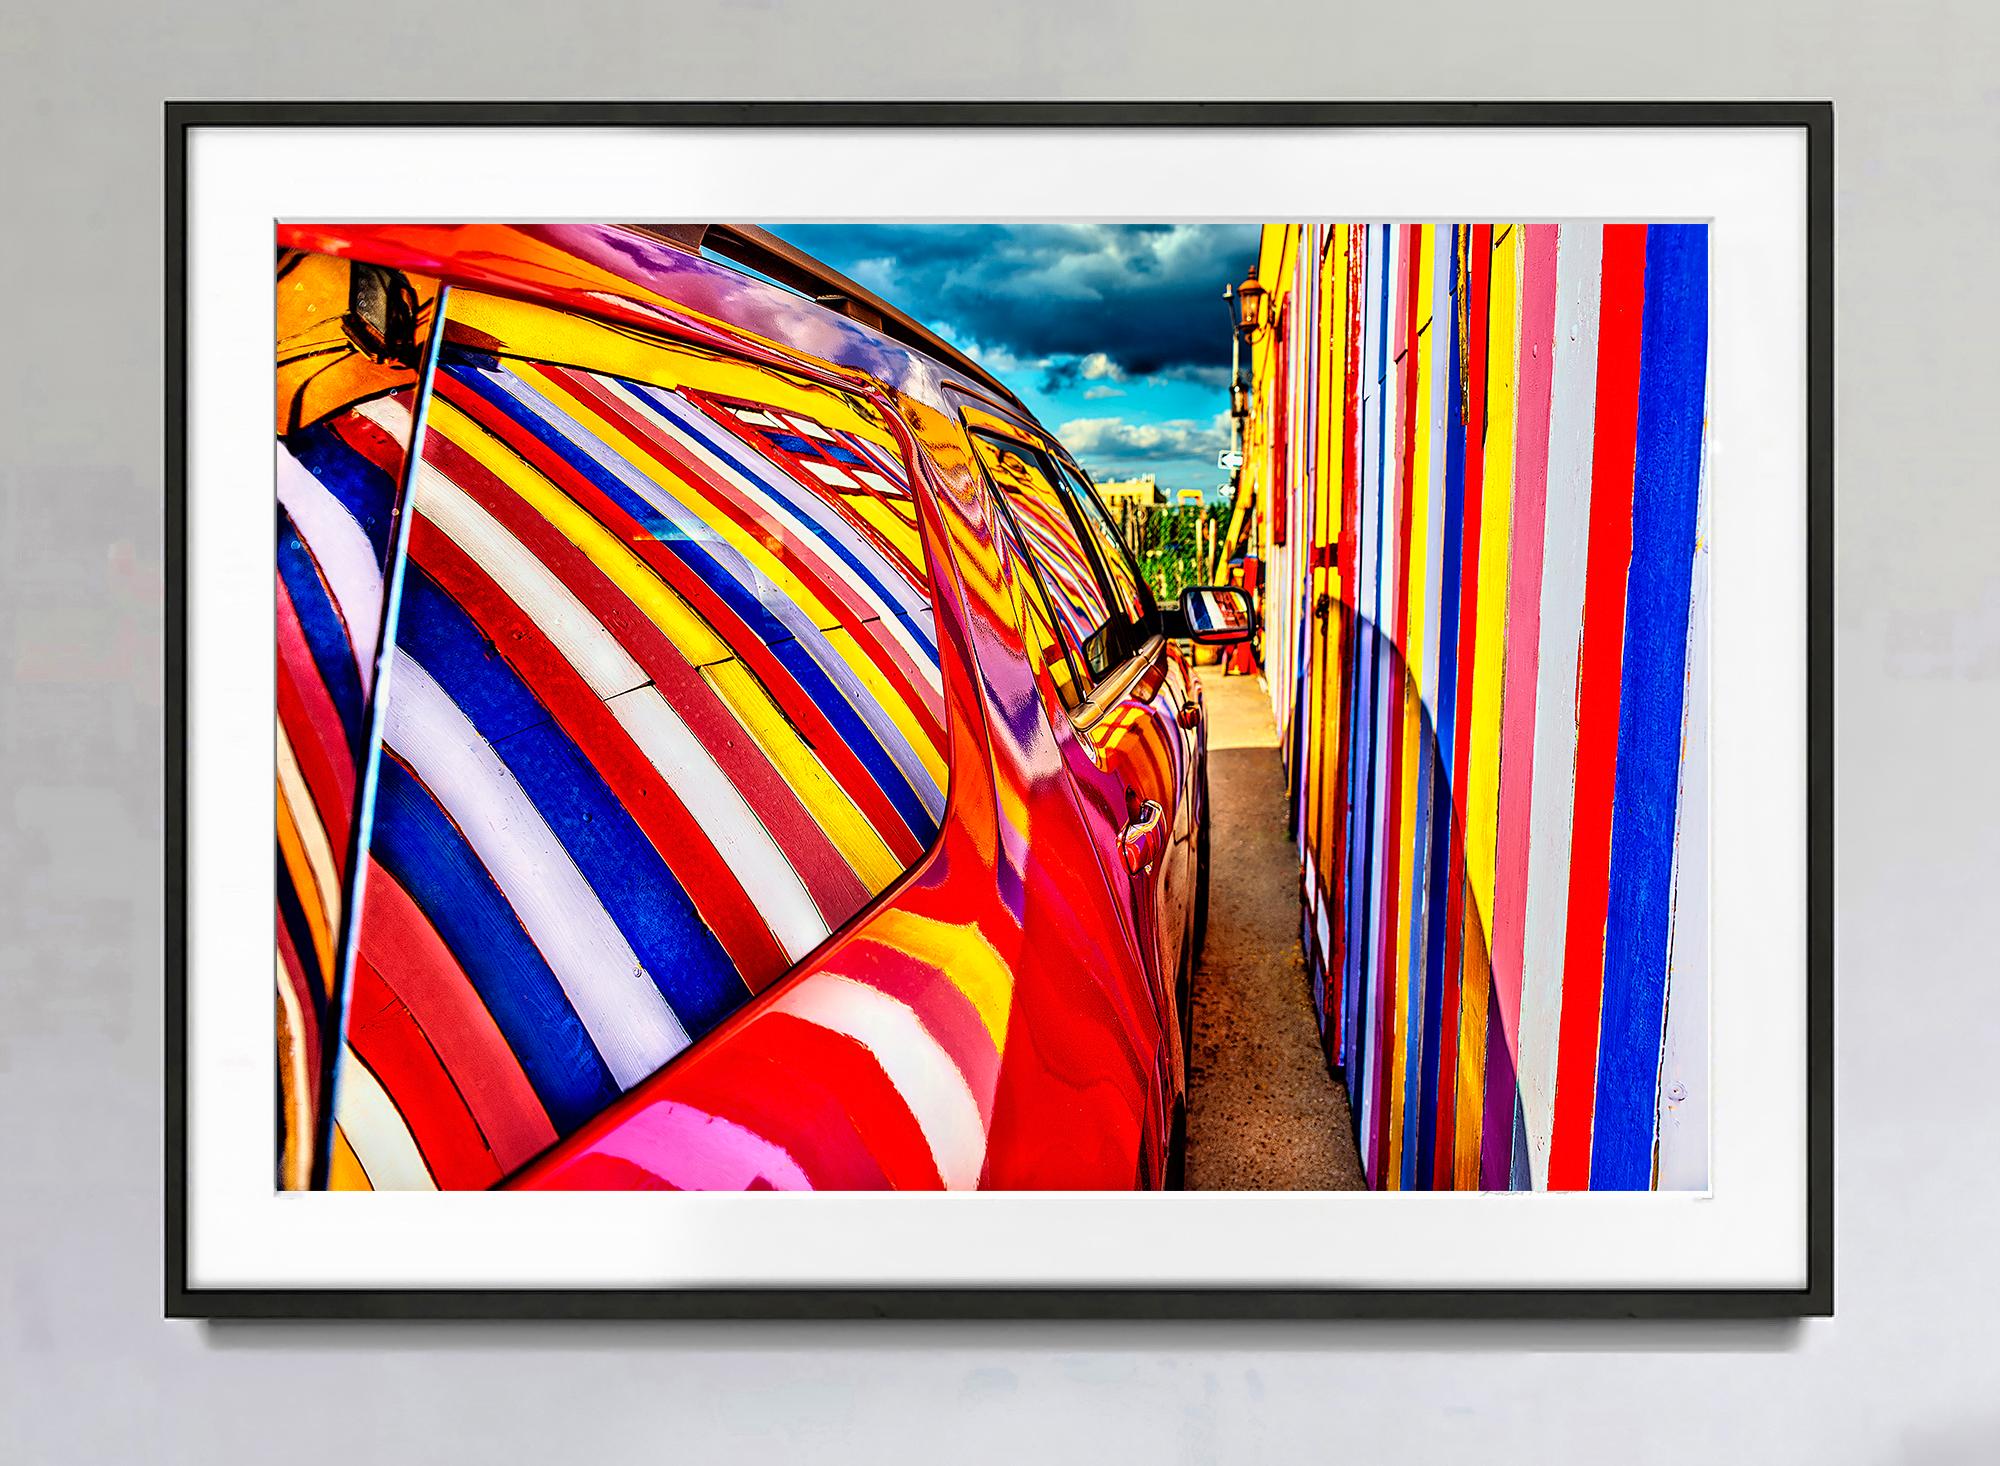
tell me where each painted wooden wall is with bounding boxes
[1242,223,1710,1190]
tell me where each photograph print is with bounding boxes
[270,217,1711,1198]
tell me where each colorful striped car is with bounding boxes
[272,224,1252,1191]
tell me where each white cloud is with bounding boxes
[1078,351,1125,382]
[1081,384,1125,401]
[1055,412,1230,464]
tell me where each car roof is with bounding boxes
[275,222,1029,422]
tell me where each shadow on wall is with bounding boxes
[1304,606,1522,1194]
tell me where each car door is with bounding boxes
[966,422,1197,1093]
[1049,456,1201,1033]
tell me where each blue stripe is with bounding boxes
[284,418,402,566]
[449,361,940,844]
[1591,225,1709,1188]
[277,502,367,757]
[1348,221,1397,1084]
[371,757,620,1132]
[395,566,750,1035]
[1415,229,1470,1188]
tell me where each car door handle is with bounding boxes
[1177,700,1200,729]
[1118,799,1166,876]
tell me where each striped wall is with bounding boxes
[1244,223,1709,1191]
[276,261,951,1189]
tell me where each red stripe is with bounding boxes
[1435,224,1494,1187]
[437,372,923,864]
[693,391,928,592]
[416,420,868,922]
[347,966,501,1190]
[754,1012,946,1188]
[409,515,788,984]
[644,1041,895,1190]
[551,368,944,748]
[842,939,1003,1116]
[831,430,932,590]
[1326,226,1367,1045]
[326,392,415,477]
[275,904,322,1098]
[357,859,557,1172]
[1374,223,1425,1184]
[1548,224,1648,1190]
[276,572,354,855]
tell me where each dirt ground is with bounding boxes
[1185,669,1366,1191]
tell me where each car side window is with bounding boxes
[1055,458,1154,626]
[974,432,1119,684]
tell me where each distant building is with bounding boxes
[1095,474,1160,509]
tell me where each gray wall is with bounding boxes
[3,3,1994,1461]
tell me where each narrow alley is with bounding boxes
[1185,671,1364,1191]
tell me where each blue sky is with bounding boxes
[769,224,1259,499]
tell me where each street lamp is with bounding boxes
[1234,272,1267,338]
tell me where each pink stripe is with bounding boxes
[539,1097,813,1190]
[1484,223,1562,1181]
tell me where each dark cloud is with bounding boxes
[771,223,1258,381]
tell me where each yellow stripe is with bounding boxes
[1387,225,1439,1185]
[1454,223,1524,1185]
[276,777,335,990]
[864,909,1013,1051]
[426,397,733,665]
[445,290,900,450]
[275,958,314,1191]
[1320,227,1352,876]
[327,1122,374,1191]
[518,363,848,630]
[700,657,901,888]
[276,722,341,934]
[849,497,924,576]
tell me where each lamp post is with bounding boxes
[1223,281,1243,467]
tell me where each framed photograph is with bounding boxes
[167,101,1831,1317]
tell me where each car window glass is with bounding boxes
[1056,459,1152,624]
[307,285,953,1186]
[973,433,1116,681]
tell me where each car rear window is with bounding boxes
[311,286,949,1188]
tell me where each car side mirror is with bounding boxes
[341,261,422,368]
[1176,585,1256,646]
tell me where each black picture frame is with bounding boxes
[166,99,1833,1321]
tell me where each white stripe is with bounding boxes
[773,976,987,1189]
[354,393,413,440]
[629,381,929,620]
[413,464,649,700]
[608,687,830,962]
[616,380,944,699]
[277,443,385,680]
[802,459,859,487]
[416,464,828,963]
[385,655,690,1085]
[1516,224,1603,1189]
[336,1050,436,1191]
